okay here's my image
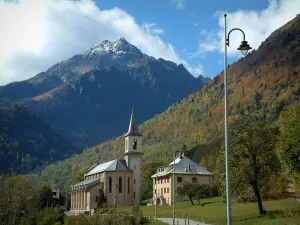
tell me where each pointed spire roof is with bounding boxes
[125,104,142,137]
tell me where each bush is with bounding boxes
[20,208,64,225]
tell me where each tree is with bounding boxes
[39,185,54,209]
[277,102,300,194]
[74,167,89,183]
[177,182,196,205]
[277,102,300,173]
[194,184,211,205]
[214,118,279,215]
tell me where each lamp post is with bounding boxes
[223,14,252,225]
[155,175,157,221]
[173,146,183,225]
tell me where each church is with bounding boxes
[70,106,143,215]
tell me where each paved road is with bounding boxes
[157,218,211,225]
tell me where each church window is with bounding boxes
[134,192,135,198]
[128,177,130,193]
[133,140,137,150]
[119,177,122,193]
[134,179,135,184]
[109,177,112,193]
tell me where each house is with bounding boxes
[70,105,143,215]
[151,153,212,205]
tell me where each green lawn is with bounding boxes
[118,197,300,225]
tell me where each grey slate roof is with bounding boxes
[125,106,142,137]
[85,159,132,176]
[71,178,99,188]
[151,154,212,178]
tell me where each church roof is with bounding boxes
[85,159,132,176]
[151,154,212,178]
[71,178,99,188]
[125,106,142,137]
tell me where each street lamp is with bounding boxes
[173,146,183,225]
[223,14,252,225]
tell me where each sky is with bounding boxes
[0,0,300,85]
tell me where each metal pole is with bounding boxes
[224,14,231,225]
[155,176,157,221]
[173,146,176,225]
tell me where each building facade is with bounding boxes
[151,154,212,205]
[70,106,143,215]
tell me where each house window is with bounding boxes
[161,188,163,195]
[192,177,197,183]
[164,188,166,193]
[109,177,112,193]
[177,177,183,183]
[167,188,169,193]
[128,177,130,193]
[119,177,122,193]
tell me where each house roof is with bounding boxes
[85,159,132,176]
[71,178,100,188]
[151,154,212,178]
[125,106,142,137]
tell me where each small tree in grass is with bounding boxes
[195,184,211,205]
[177,183,212,205]
[177,182,196,205]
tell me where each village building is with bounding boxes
[151,154,212,205]
[70,105,143,215]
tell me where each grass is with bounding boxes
[117,197,300,225]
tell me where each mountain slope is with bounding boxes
[38,14,300,189]
[0,105,79,174]
[0,38,208,148]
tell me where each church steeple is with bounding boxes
[125,104,142,137]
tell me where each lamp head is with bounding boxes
[237,41,252,56]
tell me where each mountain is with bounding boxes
[38,15,300,189]
[0,38,208,149]
[0,105,79,174]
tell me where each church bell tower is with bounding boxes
[124,104,143,205]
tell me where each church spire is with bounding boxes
[125,103,142,137]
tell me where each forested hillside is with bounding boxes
[0,105,79,174]
[39,15,300,190]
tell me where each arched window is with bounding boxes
[128,177,130,193]
[119,177,122,193]
[109,177,112,193]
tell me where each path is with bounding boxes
[157,218,211,225]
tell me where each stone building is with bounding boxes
[70,106,143,214]
[151,153,212,205]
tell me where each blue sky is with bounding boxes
[0,0,300,84]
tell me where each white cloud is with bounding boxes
[172,0,184,9]
[143,22,164,35]
[195,0,300,56]
[0,0,201,85]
